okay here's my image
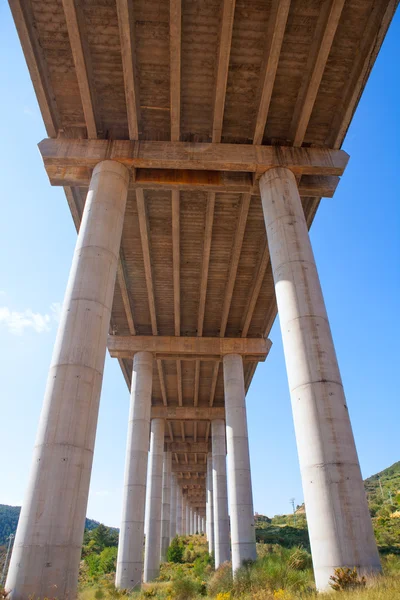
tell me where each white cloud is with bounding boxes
[0,302,62,335]
[23,106,36,117]
[50,302,62,323]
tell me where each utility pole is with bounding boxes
[290,498,296,526]
[378,476,384,499]
[0,533,14,586]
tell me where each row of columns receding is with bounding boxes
[6,161,381,600]
[116,351,255,588]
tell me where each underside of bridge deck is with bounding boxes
[6,0,397,597]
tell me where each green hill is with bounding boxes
[254,461,400,554]
[0,504,105,546]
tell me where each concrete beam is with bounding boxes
[39,138,349,177]
[47,165,340,198]
[108,334,271,361]
[172,464,206,474]
[167,442,210,453]
[151,406,225,421]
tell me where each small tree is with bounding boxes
[166,536,184,563]
[329,567,366,591]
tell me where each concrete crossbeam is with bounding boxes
[107,334,271,361]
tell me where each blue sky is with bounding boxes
[0,5,399,528]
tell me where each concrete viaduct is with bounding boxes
[6,0,396,597]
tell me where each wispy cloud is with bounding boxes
[0,302,61,336]
[23,106,36,117]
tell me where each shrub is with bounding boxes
[329,567,366,591]
[170,575,202,600]
[167,536,185,564]
[207,562,233,596]
[287,547,312,571]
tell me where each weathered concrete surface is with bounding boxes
[6,161,129,600]
[170,473,177,541]
[144,419,165,582]
[224,354,257,572]
[212,419,230,567]
[206,452,215,555]
[116,351,153,589]
[160,452,172,561]
[176,486,182,536]
[259,167,381,590]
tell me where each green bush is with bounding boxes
[167,536,185,564]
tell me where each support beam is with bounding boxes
[220,193,251,337]
[6,161,129,600]
[289,0,345,147]
[117,256,136,335]
[213,0,236,142]
[259,167,380,590]
[170,0,181,141]
[9,0,60,137]
[49,166,340,198]
[253,0,291,144]
[136,189,168,405]
[327,0,397,149]
[108,335,271,360]
[62,0,98,138]
[241,243,269,337]
[172,464,207,474]
[116,0,141,140]
[39,138,349,176]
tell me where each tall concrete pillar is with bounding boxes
[212,419,230,567]
[182,493,187,535]
[176,484,182,536]
[186,503,190,534]
[206,452,215,555]
[116,351,153,589]
[259,167,381,590]
[170,473,177,541]
[160,451,172,561]
[189,506,194,534]
[6,161,129,600]
[144,418,165,582]
[223,354,256,572]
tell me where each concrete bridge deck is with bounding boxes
[6,0,397,597]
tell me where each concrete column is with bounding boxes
[212,419,230,567]
[206,452,215,555]
[182,493,187,535]
[170,473,177,541]
[176,484,182,536]
[223,354,257,572]
[6,161,129,600]
[160,451,172,561]
[186,503,191,534]
[144,418,165,582]
[189,506,193,534]
[116,351,153,589]
[259,167,381,590]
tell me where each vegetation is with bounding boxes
[0,504,109,546]
[1,462,399,598]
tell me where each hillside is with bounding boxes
[254,461,400,554]
[0,504,104,546]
